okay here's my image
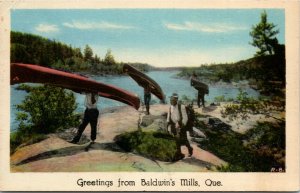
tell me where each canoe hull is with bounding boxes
[191,77,209,94]
[123,64,165,102]
[11,63,140,110]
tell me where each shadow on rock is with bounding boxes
[164,156,214,169]
[15,142,123,166]
[181,157,215,169]
[201,106,217,113]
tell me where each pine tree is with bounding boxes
[104,49,116,66]
[250,10,279,56]
[83,44,93,61]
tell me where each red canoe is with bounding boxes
[11,63,140,110]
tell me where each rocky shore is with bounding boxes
[10,103,278,172]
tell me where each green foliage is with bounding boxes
[176,11,285,91]
[250,10,280,56]
[180,95,193,104]
[221,88,285,122]
[129,62,153,72]
[83,44,94,62]
[10,130,48,154]
[114,130,177,162]
[11,31,154,75]
[104,49,116,66]
[177,55,285,91]
[214,95,226,102]
[11,31,75,67]
[244,121,285,151]
[11,84,80,153]
[15,84,80,134]
[196,114,285,172]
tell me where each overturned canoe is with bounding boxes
[11,63,140,110]
[123,64,165,102]
[191,77,209,94]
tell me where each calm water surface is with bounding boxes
[10,71,259,131]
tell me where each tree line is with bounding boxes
[11,31,151,74]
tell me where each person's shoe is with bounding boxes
[173,152,185,161]
[68,139,78,144]
[188,147,193,157]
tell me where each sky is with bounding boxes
[11,9,285,67]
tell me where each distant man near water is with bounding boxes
[167,93,193,159]
[191,73,207,108]
[144,83,151,115]
[70,92,99,144]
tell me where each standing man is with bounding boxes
[191,72,206,108]
[70,92,99,144]
[167,93,193,160]
[197,89,205,108]
[144,84,151,115]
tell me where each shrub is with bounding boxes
[114,130,177,162]
[214,95,226,102]
[11,84,80,153]
[196,114,285,172]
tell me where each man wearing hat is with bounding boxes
[167,93,193,159]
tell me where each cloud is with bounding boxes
[63,21,135,30]
[35,23,59,33]
[165,21,248,33]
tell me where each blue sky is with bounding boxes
[11,9,285,67]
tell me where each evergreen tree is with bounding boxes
[250,10,279,56]
[83,44,93,61]
[104,49,116,66]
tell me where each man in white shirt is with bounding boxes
[167,93,193,159]
[70,92,99,144]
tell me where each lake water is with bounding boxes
[10,70,259,131]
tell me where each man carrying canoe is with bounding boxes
[191,72,208,108]
[70,92,99,144]
[144,83,151,115]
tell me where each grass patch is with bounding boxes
[114,130,178,162]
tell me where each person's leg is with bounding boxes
[147,94,151,114]
[185,139,193,157]
[197,92,201,108]
[202,95,205,107]
[144,93,151,114]
[172,126,184,160]
[181,131,193,157]
[90,109,99,142]
[71,109,89,143]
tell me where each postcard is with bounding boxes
[0,0,299,191]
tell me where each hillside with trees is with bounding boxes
[11,31,153,74]
[178,10,285,97]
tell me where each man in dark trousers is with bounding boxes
[197,89,206,108]
[70,92,99,144]
[191,72,206,108]
[167,93,193,160]
[144,84,151,115]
